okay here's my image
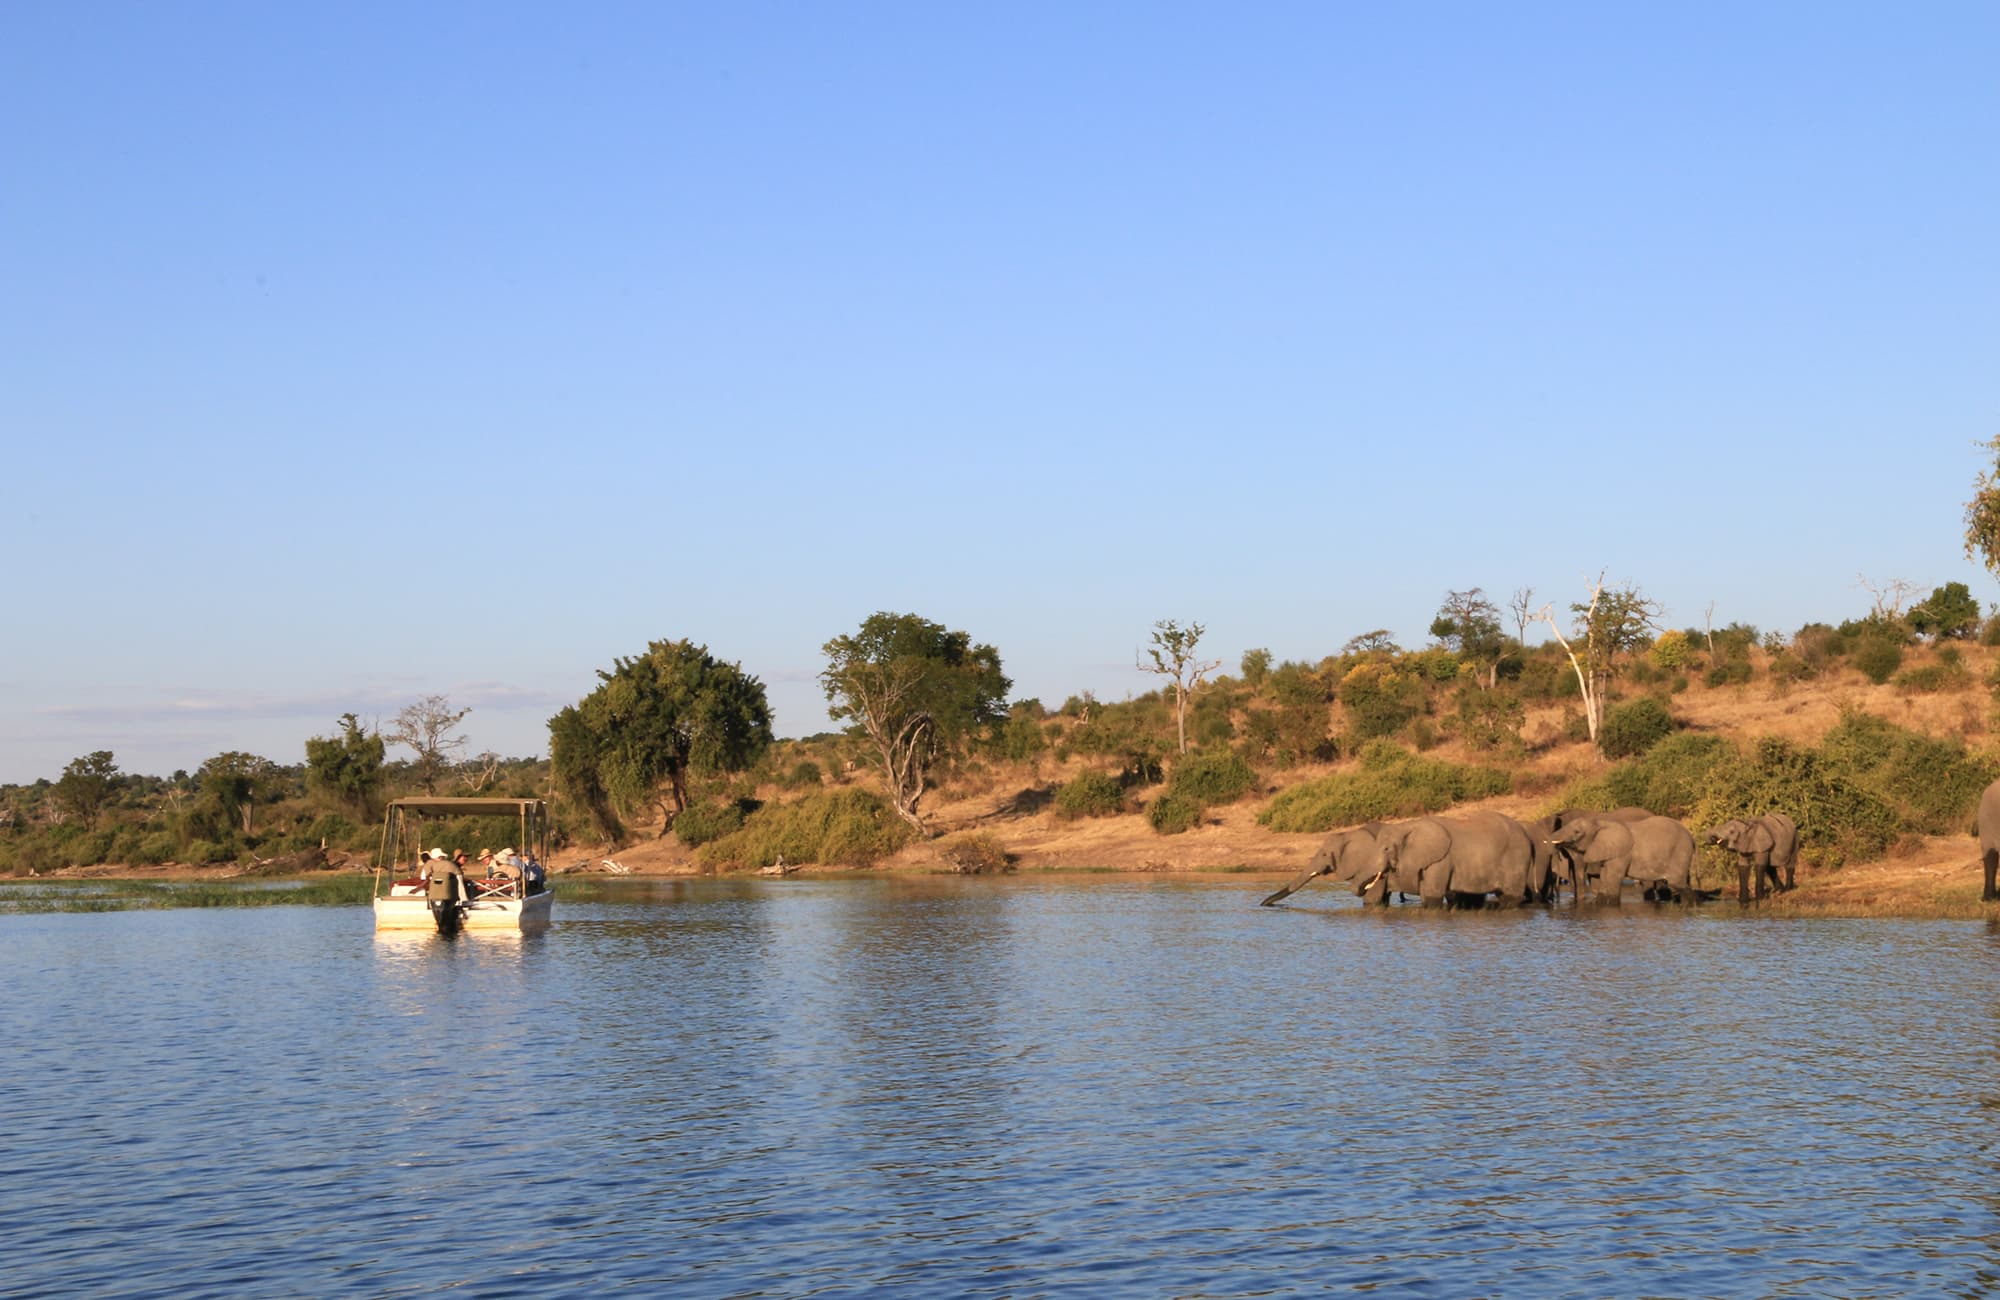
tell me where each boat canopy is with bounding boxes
[384,797,548,817]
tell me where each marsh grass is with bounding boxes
[0,875,375,914]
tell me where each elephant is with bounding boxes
[1547,813,1704,904]
[1261,822,1393,906]
[1370,811,1538,908]
[1977,780,2000,902]
[1546,807,1653,899]
[1703,814,1799,902]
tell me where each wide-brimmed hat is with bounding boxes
[426,848,448,860]
[499,847,514,857]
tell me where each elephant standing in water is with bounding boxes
[1372,811,1538,907]
[1548,814,1703,904]
[1260,823,1393,906]
[1704,814,1799,902]
[1977,780,2000,902]
[1547,807,1653,899]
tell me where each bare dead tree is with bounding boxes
[1509,587,1536,646]
[1703,600,1717,655]
[459,751,503,793]
[1856,574,1920,622]
[1533,571,1663,748]
[388,694,472,795]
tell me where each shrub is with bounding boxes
[695,790,912,869]
[1148,792,1204,835]
[183,839,228,865]
[1054,771,1124,820]
[1793,622,1843,670]
[1447,686,1525,753]
[1981,616,2000,648]
[1852,637,1904,685]
[1892,665,1950,694]
[1339,662,1424,740]
[1768,652,1815,684]
[1598,696,1676,759]
[781,760,824,790]
[938,832,1011,874]
[135,831,179,866]
[1649,630,1692,669]
[1166,750,1258,807]
[1257,742,1512,833]
[673,800,748,847]
[1704,659,1753,688]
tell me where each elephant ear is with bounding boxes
[1748,825,1775,854]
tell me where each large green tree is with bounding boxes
[1430,588,1506,688]
[55,751,119,829]
[197,751,275,836]
[304,713,386,817]
[550,639,774,843]
[821,612,1010,834]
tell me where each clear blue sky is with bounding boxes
[3,2,1996,783]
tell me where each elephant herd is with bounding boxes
[1262,807,1802,909]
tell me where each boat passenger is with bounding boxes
[421,847,470,904]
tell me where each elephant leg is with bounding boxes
[1362,878,1388,906]
[1984,848,1998,903]
[1737,861,1751,904]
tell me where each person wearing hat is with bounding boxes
[422,846,470,905]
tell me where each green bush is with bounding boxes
[135,831,179,866]
[183,839,229,865]
[1338,662,1425,740]
[696,790,912,870]
[1167,750,1257,807]
[781,760,824,790]
[1649,630,1692,669]
[1257,742,1512,833]
[1908,582,1981,641]
[938,832,1011,874]
[673,800,747,847]
[1148,792,1204,835]
[1054,770,1125,820]
[1447,686,1525,753]
[1980,616,2000,648]
[1892,664,1950,693]
[1598,696,1676,758]
[1704,658,1754,688]
[1852,637,1904,685]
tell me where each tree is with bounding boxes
[387,695,471,795]
[54,751,119,829]
[1240,647,1272,687]
[1533,572,1662,749]
[1139,619,1221,755]
[304,713,386,817]
[198,751,274,836]
[821,612,1010,834]
[1965,434,2000,578]
[549,639,774,840]
[1508,587,1536,646]
[1430,588,1506,688]
[1908,581,1981,641]
[1340,629,1401,657]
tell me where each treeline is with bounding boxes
[7,579,2000,877]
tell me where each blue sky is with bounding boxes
[2,3,1996,783]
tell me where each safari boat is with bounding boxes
[372,797,555,935]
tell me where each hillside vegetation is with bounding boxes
[14,595,2000,918]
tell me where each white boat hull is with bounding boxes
[373,885,555,932]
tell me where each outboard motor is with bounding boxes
[426,865,468,935]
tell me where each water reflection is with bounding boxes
[3,880,1999,1295]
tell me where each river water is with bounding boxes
[3,876,1997,1297]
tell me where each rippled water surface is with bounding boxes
[5,877,2000,1297]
